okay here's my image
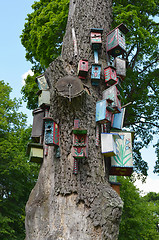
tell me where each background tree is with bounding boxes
[0,80,39,240]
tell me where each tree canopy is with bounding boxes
[20,0,159,175]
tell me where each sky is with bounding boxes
[0,0,158,195]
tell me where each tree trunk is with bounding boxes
[25,1,123,239]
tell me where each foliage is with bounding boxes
[118,177,159,239]
[0,80,39,240]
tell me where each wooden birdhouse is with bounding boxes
[27,143,43,163]
[43,117,59,146]
[115,77,123,92]
[96,99,113,124]
[72,128,88,159]
[37,90,50,107]
[110,131,134,176]
[111,108,125,130]
[109,175,121,196]
[104,66,117,86]
[91,64,101,86]
[90,28,103,50]
[102,85,121,113]
[106,23,129,57]
[101,133,120,157]
[77,60,88,79]
[31,108,45,143]
[36,74,49,90]
[114,57,126,80]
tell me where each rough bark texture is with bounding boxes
[25,1,123,239]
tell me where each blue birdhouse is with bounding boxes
[91,64,101,86]
[43,117,59,146]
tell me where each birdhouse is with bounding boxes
[90,28,103,50]
[110,131,134,176]
[91,64,101,86]
[77,60,88,79]
[106,23,129,57]
[36,74,49,90]
[114,57,126,80]
[96,99,113,123]
[43,117,59,146]
[102,85,121,113]
[111,108,125,130]
[115,77,123,92]
[104,66,117,86]
[101,133,120,157]
[31,108,45,143]
[27,143,43,163]
[72,129,88,158]
[109,175,121,196]
[37,90,50,107]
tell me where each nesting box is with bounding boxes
[31,108,44,142]
[36,74,49,90]
[102,85,121,113]
[96,99,113,123]
[115,77,123,92]
[72,129,88,158]
[43,117,59,146]
[114,57,126,80]
[90,28,103,50]
[37,90,50,107]
[110,131,134,176]
[111,108,125,130]
[106,23,129,57]
[101,133,120,157]
[77,60,88,79]
[104,66,117,86]
[91,64,101,86]
[109,176,121,196]
[27,143,43,163]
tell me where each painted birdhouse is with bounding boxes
[27,143,43,163]
[104,66,117,86]
[110,131,134,176]
[114,57,126,80]
[106,23,129,57]
[36,74,49,90]
[72,128,88,158]
[109,175,121,196]
[115,77,123,92]
[96,99,113,123]
[90,28,103,50]
[102,85,121,113]
[77,59,88,79]
[101,133,120,157]
[91,64,101,86]
[31,108,45,143]
[37,90,50,107]
[111,108,125,130]
[43,117,59,146]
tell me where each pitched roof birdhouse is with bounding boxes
[114,57,126,80]
[104,66,117,86]
[110,131,134,176]
[72,128,88,159]
[90,28,103,50]
[27,143,43,163]
[31,108,45,143]
[43,117,59,146]
[91,64,101,86]
[77,59,88,79]
[106,23,129,57]
[37,90,50,107]
[101,133,120,157]
[96,99,113,123]
[111,108,125,130]
[36,74,49,90]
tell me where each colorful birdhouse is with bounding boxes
[110,131,134,176]
[77,59,88,79]
[96,99,113,123]
[90,28,103,50]
[111,108,125,130]
[72,129,88,158]
[114,57,126,80]
[43,117,59,146]
[27,143,43,163]
[106,23,129,57]
[104,66,117,86]
[91,64,101,86]
[37,90,50,107]
[31,108,44,143]
[115,77,123,92]
[36,74,49,90]
[101,133,120,157]
[102,85,121,113]
[109,175,121,196]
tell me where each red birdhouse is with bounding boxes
[77,60,88,79]
[104,66,117,86]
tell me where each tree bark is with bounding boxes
[25,1,123,239]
